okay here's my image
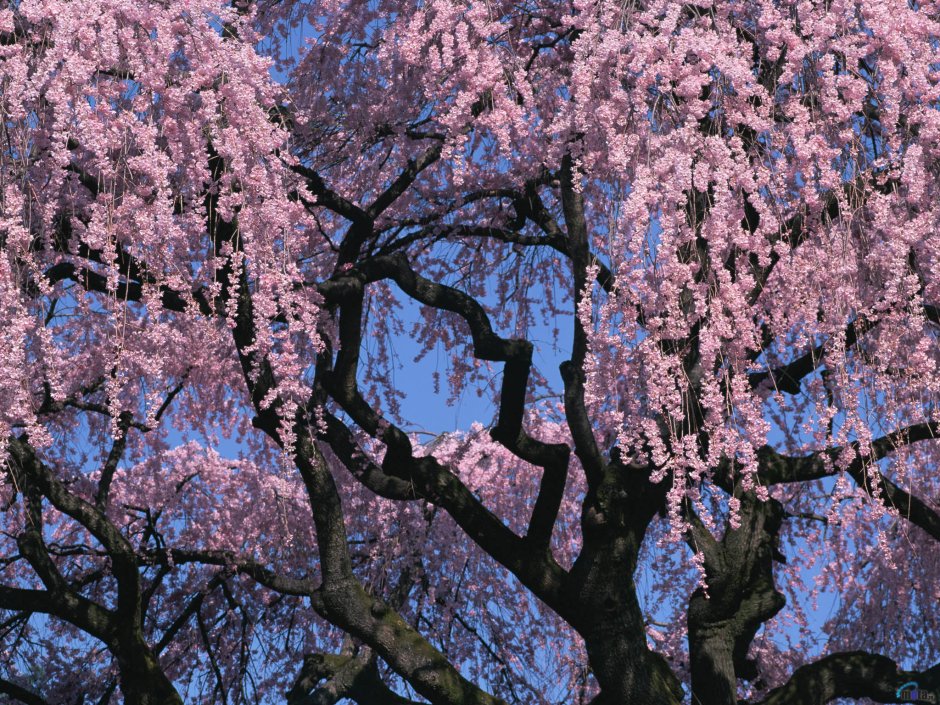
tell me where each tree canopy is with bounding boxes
[1,0,940,703]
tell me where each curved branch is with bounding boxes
[758,422,940,541]
[288,648,425,705]
[749,303,938,395]
[5,438,183,704]
[558,155,606,485]
[329,255,570,601]
[367,143,442,220]
[291,164,370,225]
[220,234,508,705]
[320,411,421,501]
[42,261,211,317]
[7,438,140,601]
[0,678,51,705]
[751,652,940,705]
[748,317,872,394]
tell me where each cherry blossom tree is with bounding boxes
[2,0,940,703]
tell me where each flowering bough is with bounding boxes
[2,0,940,703]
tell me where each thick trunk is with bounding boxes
[687,601,746,705]
[584,627,685,705]
[688,583,786,705]
[567,531,683,705]
[686,495,787,705]
[115,642,183,705]
[565,464,683,705]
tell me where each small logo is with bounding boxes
[897,682,938,703]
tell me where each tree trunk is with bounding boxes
[114,644,183,705]
[568,526,684,705]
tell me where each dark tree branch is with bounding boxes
[5,438,183,704]
[42,261,204,315]
[153,549,315,596]
[367,143,442,219]
[558,154,606,487]
[197,609,229,705]
[319,411,420,501]
[326,255,570,602]
[750,652,940,705]
[758,421,940,541]
[288,651,361,705]
[8,438,140,604]
[96,412,132,509]
[288,648,425,705]
[291,164,370,226]
[212,208,510,705]
[154,574,225,655]
[0,677,52,705]
[522,185,614,294]
[748,316,873,394]
[356,251,572,478]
